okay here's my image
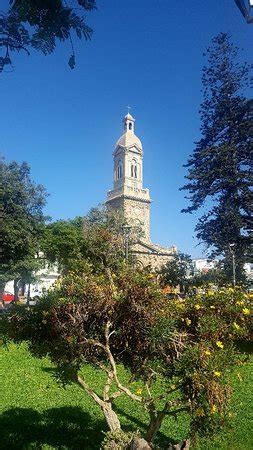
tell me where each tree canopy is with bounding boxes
[0,159,47,297]
[181,33,252,282]
[159,252,193,293]
[0,0,97,72]
[41,207,137,276]
[42,216,86,273]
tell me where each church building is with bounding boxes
[106,112,176,269]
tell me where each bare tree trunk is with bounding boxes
[77,375,121,432]
[128,437,152,449]
[0,281,5,306]
[101,402,121,432]
[14,278,19,302]
[104,266,115,291]
[21,280,26,296]
[145,412,165,444]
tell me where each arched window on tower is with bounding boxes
[129,122,132,131]
[131,160,137,179]
[116,161,123,180]
[119,163,123,179]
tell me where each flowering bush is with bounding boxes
[5,271,252,446]
[156,287,252,434]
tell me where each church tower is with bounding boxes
[106,113,151,241]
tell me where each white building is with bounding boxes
[4,259,59,299]
[192,258,218,274]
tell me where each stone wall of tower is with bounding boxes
[133,251,174,270]
[123,198,150,241]
[107,195,151,241]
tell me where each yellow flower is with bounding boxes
[210,404,217,414]
[236,300,244,306]
[196,408,205,417]
[136,388,142,395]
[195,304,201,310]
[170,384,176,390]
[185,318,192,326]
[210,305,215,309]
[233,322,240,330]
[204,349,211,356]
[237,373,243,382]
[214,371,221,378]
[176,302,184,309]
[216,341,224,349]
[242,308,250,315]
[207,290,214,296]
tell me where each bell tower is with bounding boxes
[106,113,151,241]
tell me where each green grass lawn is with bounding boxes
[0,342,252,449]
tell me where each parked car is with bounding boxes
[2,291,15,304]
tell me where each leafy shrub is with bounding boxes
[4,271,252,444]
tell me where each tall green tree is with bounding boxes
[0,160,47,299]
[181,33,252,282]
[0,0,96,72]
[42,216,86,273]
[42,207,138,278]
[159,252,193,293]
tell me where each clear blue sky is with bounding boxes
[1,1,251,257]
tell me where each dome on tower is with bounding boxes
[115,133,142,150]
[115,113,143,150]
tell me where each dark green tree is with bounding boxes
[82,206,139,275]
[159,252,193,293]
[42,207,139,280]
[42,216,87,274]
[0,160,47,299]
[0,0,96,72]
[181,33,252,283]
[190,265,227,288]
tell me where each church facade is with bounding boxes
[106,113,176,269]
